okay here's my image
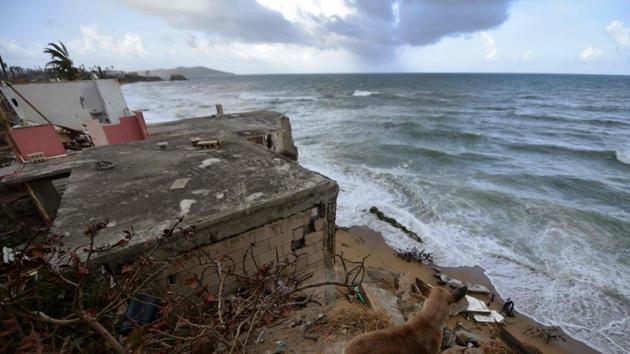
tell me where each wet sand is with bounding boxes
[337,225,601,354]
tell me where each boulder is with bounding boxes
[362,284,406,325]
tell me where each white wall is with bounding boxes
[1,79,130,131]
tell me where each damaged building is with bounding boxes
[51,119,337,296]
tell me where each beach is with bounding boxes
[336,225,601,354]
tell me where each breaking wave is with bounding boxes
[616,150,630,165]
[352,90,378,97]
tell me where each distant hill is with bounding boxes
[140,66,234,79]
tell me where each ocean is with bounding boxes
[123,73,630,354]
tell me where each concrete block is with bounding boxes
[304,230,324,246]
[254,224,275,242]
[292,227,304,240]
[314,218,325,231]
[362,284,406,325]
[306,250,325,266]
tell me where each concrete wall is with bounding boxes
[2,80,130,131]
[160,201,335,297]
[273,116,298,160]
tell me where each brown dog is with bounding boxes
[343,279,467,354]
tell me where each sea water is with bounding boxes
[124,73,630,354]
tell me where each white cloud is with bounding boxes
[123,0,515,63]
[0,40,41,59]
[606,20,630,48]
[579,45,602,62]
[520,49,535,61]
[70,25,149,59]
[479,32,497,60]
[255,0,354,23]
[173,34,355,73]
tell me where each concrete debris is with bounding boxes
[170,178,189,190]
[362,284,406,325]
[440,273,465,288]
[473,310,505,323]
[179,199,196,216]
[198,157,221,168]
[464,295,490,314]
[435,272,492,295]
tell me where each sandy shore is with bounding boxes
[338,225,602,354]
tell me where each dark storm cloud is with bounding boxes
[318,0,514,60]
[124,0,514,62]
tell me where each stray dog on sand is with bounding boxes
[343,279,467,354]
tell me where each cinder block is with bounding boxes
[292,227,304,241]
[314,219,325,231]
[304,230,324,246]
[254,224,275,242]
[226,232,255,251]
[306,250,325,266]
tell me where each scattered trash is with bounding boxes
[353,286,366,304]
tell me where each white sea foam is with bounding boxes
[300,148,630,354]
[615,149,630,164]
[352,90,378,97]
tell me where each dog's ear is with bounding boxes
[450,286,467,303]
[415,278,432,297]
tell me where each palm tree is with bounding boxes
[43,41,77,80]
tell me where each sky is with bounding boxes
[1,0,629,75]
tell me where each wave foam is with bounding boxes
[352,90,378,97]
[615,150,630,165]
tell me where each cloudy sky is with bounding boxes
[1,0,629,75]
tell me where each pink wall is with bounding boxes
[10,125,66,160]
[101,112,149,145]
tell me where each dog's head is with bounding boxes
[415,277,467,304]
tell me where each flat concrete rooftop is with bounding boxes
[52,131,337,264]
[148,110,282,140]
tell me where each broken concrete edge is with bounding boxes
[55,178,339,268]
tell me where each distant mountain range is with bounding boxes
[139,66,234,79]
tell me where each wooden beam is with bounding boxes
[24,181,51,222]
